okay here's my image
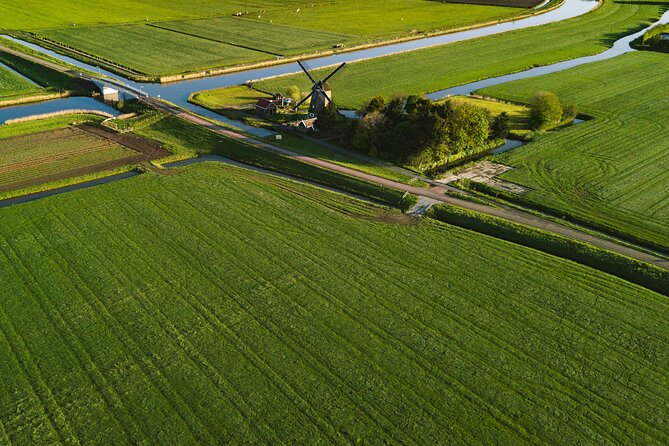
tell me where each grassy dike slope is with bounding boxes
[254,0,668,108]
[480,51,669,250]
[0,162,668,444]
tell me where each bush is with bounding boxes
[530,91,563,130]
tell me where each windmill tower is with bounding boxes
[293,61,346,118]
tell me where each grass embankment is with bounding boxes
[0,50,93,93]
[265,133,428,187]
[137,115,413,208]
[0,162,668,444]
[0,63,41,100]
[430,204,669,295]
[0,113,103,138]
[255,0,668,108]
[478,51,669,251]
[27,0,525,77]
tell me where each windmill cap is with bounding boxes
[322,81,332,91]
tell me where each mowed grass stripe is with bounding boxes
[192,181,544,444]
[146,186,460,444]
[62,203,298,446]
[202,168,668,442]
[0,308,62,444]
[151,16,358,56]
[118,188,368,444]
[255,190,664,443]
[2,224,144,443]
[0,250,86,444]
[60,201,236,445]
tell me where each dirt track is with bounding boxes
[146,97,669,271]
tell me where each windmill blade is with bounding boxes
[293,90,314,110]
[318,89,343,116]
[297,60,317,85]
[321,62,346,84]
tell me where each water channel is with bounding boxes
[0,0,599,133]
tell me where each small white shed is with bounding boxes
[102,86,120,102]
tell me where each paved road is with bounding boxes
[146,97,669,271]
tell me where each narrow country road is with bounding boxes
[146,97,669,271]
[3,43,668,272]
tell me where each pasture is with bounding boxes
[38,25,270,76]
[0,0,300,29]
[479,51,669,250]
[0,63,40,100]
[255,0,668,108]
[25,0,526,76]
[0,162,668,444]
[244,0,523,38]
[151,17,358,57]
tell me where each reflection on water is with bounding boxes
[0,96,119,124]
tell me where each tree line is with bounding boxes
[315,91,576,170]
[318,95,510,169]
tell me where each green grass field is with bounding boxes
[0,0,304,29]
[38,25,270,76]
[0,63,40,100]
[23,0,526,76]
[0,162,667,443]
[190,85,269,108]
[255,0,668,108]
[478,51,669,250]
[0,125,139,191]
[242,0,523,39]
[151,17,359,56]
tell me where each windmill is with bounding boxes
[293,60,346,118]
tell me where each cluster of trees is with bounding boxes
[529,91,577,131]
[327,95,509,168]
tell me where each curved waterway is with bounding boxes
[1,0,597,136]
[427,9,669,99]
[0,96,119,124]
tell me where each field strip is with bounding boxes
[0,142,120,173]
[49,201,291,444]
[145,24,284,57]
[0,270,78,444]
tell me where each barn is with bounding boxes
[255,99,278,115]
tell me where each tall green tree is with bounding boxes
[530,91,563,130]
